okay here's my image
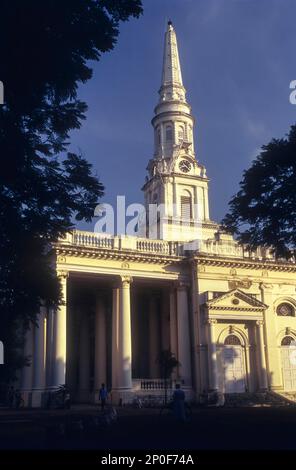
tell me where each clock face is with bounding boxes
[179,159,192,173]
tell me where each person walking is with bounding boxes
[99,383,108,411]
[172,383,186,422]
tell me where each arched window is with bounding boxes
[165,125,173,142]
[180,189,192,220]
[276,303,295,317]
[281,336,295,346]
[224,335,241,346]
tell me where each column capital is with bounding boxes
[206,318,217,326]
[57,270,69,281]
[256,320,264,327]
[120,275,133,288]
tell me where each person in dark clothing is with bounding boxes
[173,383,186,422]
[99,383,108,411]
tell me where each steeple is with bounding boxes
[152,21,194,161]
[141,22,210,243]
[159,21,186,103]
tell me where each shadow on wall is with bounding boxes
[215,339,247,394]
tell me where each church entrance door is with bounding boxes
[223,335,246,393]
[281,337,296,391]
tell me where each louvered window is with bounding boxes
[181,195,192,219]
[166,125,173,142]
[178,127,184,143]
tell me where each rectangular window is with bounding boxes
[181,195,192,219]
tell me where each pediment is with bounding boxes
[206,289,267,311]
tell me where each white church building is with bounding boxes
[20,22,296,407]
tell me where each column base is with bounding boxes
[31,389,46,408]
[21,390,33,407]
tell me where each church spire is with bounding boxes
[142,21,210,242]
[152,21,194,160]
[159,21,186,103]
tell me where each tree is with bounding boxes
[221,124,296,260]
[0,0,143,385]
[157,350,180,404]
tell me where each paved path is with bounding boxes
[0,405,296,450]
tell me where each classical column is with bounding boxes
[45,307,54,387]
[259,283,281,390]
[256,320,268,390]
[79,311,90,401]
[203,187,210,220]
[32,305,47,389]
[94,296,107,397]
[112,286,119,389]
[207,319,218,391]
[176,283,192,386]
[169,286,178,360]
[149,296,160,378]
[117,276,132,390]
[21,324,34,391]
[52,271,68,386]
[31,305,47,407]
[161,290,170,351]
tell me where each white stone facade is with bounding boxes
[20,22,296,407]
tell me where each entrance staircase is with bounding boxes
[224,392,296,407]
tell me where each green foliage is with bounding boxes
[222,125,296,259]
[157,350,179,380]
[0,0,143,383]
[157,350,179,405]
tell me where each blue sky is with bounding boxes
[69,0,296,231]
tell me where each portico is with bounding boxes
[21,238,194,406]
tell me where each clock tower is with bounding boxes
[142,21,213,242]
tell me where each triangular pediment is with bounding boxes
[206,289,267,311]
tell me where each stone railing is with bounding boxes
[136,239,178,256]
[61,230,284,262]
[64,230,181,256]
[133,379,173,391]
[72,231,114,249]
[198,239,275,260]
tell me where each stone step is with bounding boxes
[224,392,294,407]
